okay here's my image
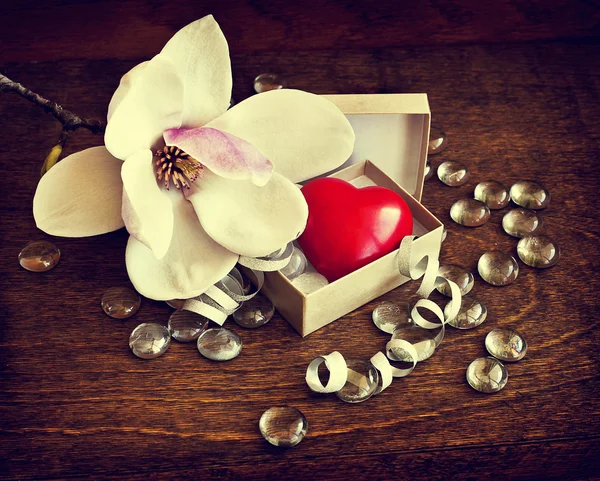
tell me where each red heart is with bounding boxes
[298,177,413,282]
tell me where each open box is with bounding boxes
[261,94,444,336]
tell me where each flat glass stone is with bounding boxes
[168,310,209,342]
[502,208,543,238]
[438,161,469,186]
[437,264,474,296]
[254,73,285,93]
[101,287,141,319]
[390,325,436,361]
[335,359,379,404]
[510,180,550,209]
[485,328,527,362]
[441,225,448,242]
[445,296,487,329]
[517,235,560,268]
[424,160,434,181]
[232,294,275,329]
[428,127,448,155]
[372,301,411,334]
[450,199,490,227]
[166,299,185,309]
[259,407,308,447]
[466,357,508,393]
[478,252,519,286]
[474,181,510,209]
[197,327,242,361]
[280,246,307,280]
[18,240,60,272]
[129,323,171,359]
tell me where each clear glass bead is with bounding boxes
[390,325,436,362]
[129,323,171,359]
[450,199,490,227]
[517,235,560,268]
[280,246,307,280]
[335,359,379,403]
[166,299,185,309]
[254,73,285,93]
[18,240,60,272]
[197,328,242,361]
[168,310,209,342]
[372,301,411,334]
[445,296,487,329]
[259,407,308,447]
[437,264,474,296]
[232,294,275,329]
[510,181,550,209]
[438,161,469,187]
[424,160,434,181]
[478,252,519,286]
[502,208,543,238]
[428,127,448,155]
[485,328,527,362]
[101,287,141,319]
[466,357,508,393]
[474,181,510,209]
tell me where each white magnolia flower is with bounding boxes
[33,15,354,301]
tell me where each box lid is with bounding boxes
[321,93,430,202]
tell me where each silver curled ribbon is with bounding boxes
[182,244,294,325]
[306,233,464,396]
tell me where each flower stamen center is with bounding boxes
[154,146,204,191]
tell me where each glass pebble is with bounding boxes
[517,235,560,268]
[18,240,60,272]
[502,208,543,238]
[101,287,141,319]
[437,265,474,296]
[166,299,185,309]
[510,180,550,209]
[390,325,436,362]
[441,225,448,242]
[478,252,519,286]
[445,296,487,329]
[254,73,285,93]
[428,126,448,155]
[424,160,434,181]
[197,327,242,361]
[168,310,209,342]
[372,301,411,334]
[335,359,379,403]
[259,407,308,447]
[280,247,307,280]
[129,323,171,359]
[485,328,528,362]
[438,161,469,186]
[450,199,490,227]
[474,181,510,209]
[466,357,508,393]
[232,294,275,329]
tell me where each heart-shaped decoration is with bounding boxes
[298,178,413,282]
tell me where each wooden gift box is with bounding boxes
[262,94,444,336]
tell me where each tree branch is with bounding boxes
[0,73,106,133]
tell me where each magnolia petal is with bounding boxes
[188,170,308,258]
[121,149,173,259]
[125,197,238,300]
[164,127,273,186]
[105,54,184,160]
[107,61,148,122]
[33,146,124,237]
[161,15,232,127]
[206,89,355,183]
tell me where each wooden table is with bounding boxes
[1,2,599,479]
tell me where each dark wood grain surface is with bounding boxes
[1,2,600,480]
